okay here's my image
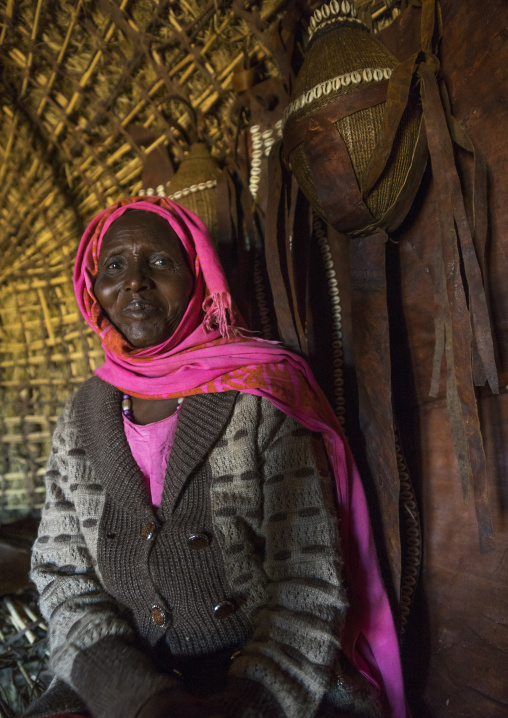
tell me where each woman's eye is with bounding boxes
[106,260,121,270]
[152,257,169,267]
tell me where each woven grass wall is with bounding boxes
[0,0,400,520]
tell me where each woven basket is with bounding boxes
[164,143,223,245]
[283,1,426,236]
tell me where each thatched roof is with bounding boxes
[0,0,398,519]
[0,0,283,276]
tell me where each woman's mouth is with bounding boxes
[122,299,159,318]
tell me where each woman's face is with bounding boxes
[94,211,194,348]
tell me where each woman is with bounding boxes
[24,197,405,718]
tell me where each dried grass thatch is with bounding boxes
[0,0,399,517]
[0,0,288,519]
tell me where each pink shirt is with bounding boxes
[123,411,180,506]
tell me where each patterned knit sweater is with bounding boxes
[25,376,380,718]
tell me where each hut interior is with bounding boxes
[0,1,506,717]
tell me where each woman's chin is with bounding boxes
[120,323,175,349]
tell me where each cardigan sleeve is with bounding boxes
[30,398,183,718]
[208,398,381,718]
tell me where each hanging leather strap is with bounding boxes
[420,0,442,56]
[419,62,498,395]
[437,199,495,554]
[265,141,302,352]
[358,0,441,202]
[420,64,495,552]
[349,230,402,598]
[429,209,446,399]
[285,176,309,354]
[234,130,260,325]
[216,167,237,249]
[215,165,239,280]
[126,125,174,189]
[438,80,490,387]
[439,80,489,280]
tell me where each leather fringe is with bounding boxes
[265,141,308,354]
[349,230,402,597]
[361,0,497,552]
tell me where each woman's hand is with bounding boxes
[136,689,208,718]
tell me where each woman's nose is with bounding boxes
[123,264,151,292]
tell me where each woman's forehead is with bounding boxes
[100,210,182,253]
[107,208,174,234]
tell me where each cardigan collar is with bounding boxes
[74,376,238,519]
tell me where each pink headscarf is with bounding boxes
[74,196,406,717]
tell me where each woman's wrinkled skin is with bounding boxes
[94,211,194,349]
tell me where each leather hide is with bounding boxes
[378,2,508,716]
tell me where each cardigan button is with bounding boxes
[213,601,235,620]
[141,522,156,540]
[151,605,168,628]
[187,532,210,550]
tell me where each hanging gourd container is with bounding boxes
[282,0,427,236]
[275,0,499,596]
[278,1,429,601]
[165,142,223,245]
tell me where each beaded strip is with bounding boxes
[122,393,134,421]
[282,67,392,128]
[138,179,217,199]
[314,214,345,426]
[122,394,184,421]
[253,255,274,340]
[138,184,166,197]
[395,424,422,635]
[249,120,282,198]
[309,14,367,41]
[169,179,217,201]
[308,0,364,41]
[314,211,422,626]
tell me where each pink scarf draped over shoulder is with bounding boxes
[74,196,407,717]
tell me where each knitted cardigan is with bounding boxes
[24,376,380,718]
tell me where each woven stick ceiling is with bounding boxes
[0,0,398,519]
[0,0,293,281]
[0,0,398,279]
